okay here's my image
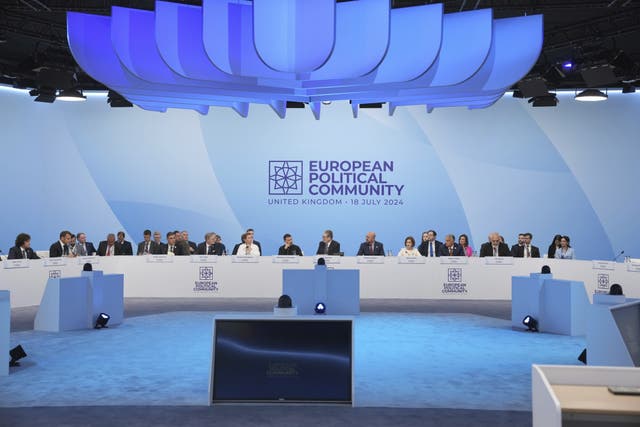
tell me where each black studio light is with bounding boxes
[522,315,539,332]
[94,313,110,329]
[314,302,326,315]
[9,345,27,367]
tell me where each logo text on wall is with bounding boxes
[268,160,405,206]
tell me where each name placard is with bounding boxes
[484,257,514,265]
[273,256,301,264]
[43,258,66,267]
[398,256,426,264]
[232,255,260,263]
[439,256,469,265]
[147,254,174,263]
[3,259,30,269]
[190,255,218,264]
[316,255,341,265]
[627,261,640,273]
[592,260,616,270]
[77,256,100,265]
[356,256,385,264]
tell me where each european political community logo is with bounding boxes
[269,161,303,195]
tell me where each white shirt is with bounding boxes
[106,244,114,256]
[241,243,260,256]
[523,245,531,258]
[398,248,420,257]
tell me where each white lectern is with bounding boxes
[34,277,92,332]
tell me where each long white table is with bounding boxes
[1,256,638,308]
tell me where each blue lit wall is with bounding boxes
[0,88,638,260]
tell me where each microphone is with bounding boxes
[613,250,625,261]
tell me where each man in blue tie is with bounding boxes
[418,230,443,257]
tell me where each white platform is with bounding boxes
[2,257,639,308]
[34,277,93,332]
[0,290,9,376]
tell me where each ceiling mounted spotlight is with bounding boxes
[512,89,524,98]
[575,89,608,102]
[622,83,636,94]
[528,94,558,107]
[57,88,87,102]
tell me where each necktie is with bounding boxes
[79,244,86,256]
[449,247,453,256]
[107,246,112,256]
[170,245,174,254]
[370,243,374,254]
[325,243,329,254]
[208,245,214,255]
[525,246,530,258]
[493,246,498,257]
[430,243,434,257]
[63,244,69,256]
[22,249,27,259]
[145,243,150,254]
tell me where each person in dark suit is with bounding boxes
[8,233,40,259]
[479,232,512,257]
[74,232,97,256]
[418,230,443,257]
[137,229,161,255]
[511,232,541,258]
[357,232,385,256]
[278,233,303,256]
[160,231,186,255]
[49,230,73,257]
[114,231,133,255]
[197,232,226,255]
[97,233,117,256]
[316,229,341,255]
[439,234,465,256]
[511,233,525,255]
[181,231,197,255]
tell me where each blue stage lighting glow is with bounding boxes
[66,1,543,118]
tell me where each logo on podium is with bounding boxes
[199,266,214,281]
[269,160,303,195]
[447,268,462,282]
[194,266,218,292]
[48,270,61,279]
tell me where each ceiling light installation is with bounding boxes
[67,0,543,119]
[574,89,608,102]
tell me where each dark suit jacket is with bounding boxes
[75,241,97,256]
[511,245,541,258]
[357,241,385,256]
[439,243,465,257]
[159,243,187,255]
[187,241,197,254]
[278,244,303,256]
[196,242,226,255]
[49,241,67,258]
[418,240,443,257]
[114,240,133,255]
[232,240,262,255]
[137,241,161,255]
[97,241,117,256]
[8,246,40,260]
[479,242,512,257]
[316,240,341,256]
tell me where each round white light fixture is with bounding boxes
[57,89,87,102]
[574,89,607,102]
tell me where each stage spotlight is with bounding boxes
[578,348,587,365]
[9,345,27,367]
[522,315,539,332]
[32,87,56,103]
[94,313,110,329]
[57,88,86,102]
[512,89,524,98]
[575,89,608,102]
[528,94,558,107]
[622,83,636,94]
[107,90,133,108]
[314,302,326,315]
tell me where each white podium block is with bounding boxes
[0,290,9,376]
[587,294,635,367]
[82,271,124,327]
[34,277,92,332]
[540,279,589,336]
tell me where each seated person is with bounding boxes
[397,236,420,257]
[511,232,540,258]
[238,232,261,256]
[114,231,134,255]
[137,229,161,255]
[181,230,197,255]
[75,232,97,257]
[554,235,575,259]
[418,230,442,257]
[49,230,74,257]
[357,232,385,256]
[97,233,117,256]
[278,233,303,256]
[439,234,465,256]
[479,232,512,257]
[316,229,341,255]
[8,233,40,259]
[197,232,226,255]
[458,234,473,257]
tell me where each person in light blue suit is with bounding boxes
[554,235,575,259]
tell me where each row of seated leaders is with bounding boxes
[4,229,576,260]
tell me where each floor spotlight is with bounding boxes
[578,348,587,365]
[95,313,110,329]
[9,345,27,367]
[314,302,326,315]
[522,315,539,332]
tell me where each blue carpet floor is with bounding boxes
[1,312,585,410]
